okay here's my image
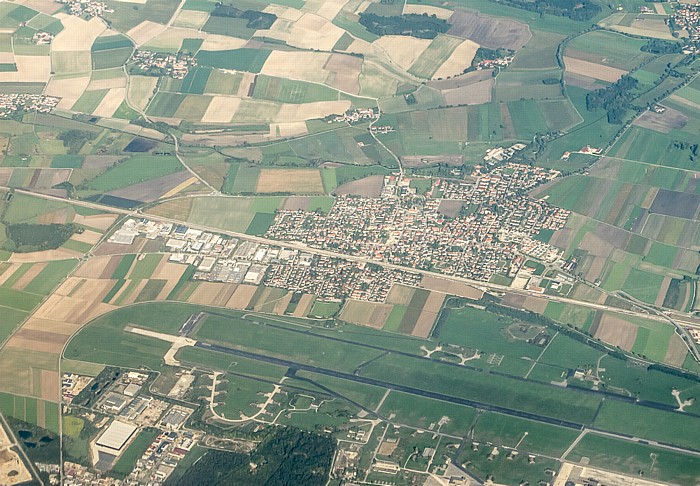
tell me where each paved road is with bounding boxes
[194,340,700,458]
[195,341,585,429]
[8,187,700,337]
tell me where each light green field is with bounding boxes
[510,30,565,70]
[252,75,341,104]
[594,400,700,450]
[204,69,243,95]
[408,35,463,79]
[567,433,700,484]
[566,30,654,71]
[82,156,183,192]
[72,89,108,114]
[51,51,91,75]
[494,69,564,102]
[474,412,580,457]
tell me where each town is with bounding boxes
[129,50,196,79]
[266,164,569,282]
[0,94,60,118]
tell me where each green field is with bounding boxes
[179,67,212,95]
[82,156,183,192]
[473,412,580,457]
[252,75,341,104]
[567,433,700,484]
[245,212,276,235]
[378,391,478,436]
[437,306,543,375]
[594,400,700,450]
[72,90,108,114]
[128,254,163,280]
[494,69,564,102]
[215,374,275,420]
[146,92,186,117]
[111,428,159,476]
[204,69,242,95]
[566,30,653,71]
[507,99,550,139]
[196,48,271,72]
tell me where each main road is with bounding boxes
[7,187,700,337]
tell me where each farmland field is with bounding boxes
[1,0,700,482]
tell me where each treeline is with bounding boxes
[4,223,78,252]
[642,38,683,54]
[492,0,601,20]
[671,140,699,161]
[212,3,277,29]
[166,428,335,486]
[359,13,449,39]
[586,74,638,124]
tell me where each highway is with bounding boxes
[11,187,700,339]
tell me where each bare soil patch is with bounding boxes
[99,255,125,279]
[442,79,493,105]
[201,96,240,124]
[423,291,445,313]
[437,200,463,218]
[292,293,314,316]
[256,169,324,194]
[433,39,480,80]
[634,106,688,133]
[386,284,415,306]
[595,314,638,351]
[564,57,627,83]
[428,69,494,90]
[664,333,689,367]
[332,175,384,197]
[580,232,614,258]
[282,196,310,211]
[650,189,700,219]
[324,53,362,94]
[226,284,258,309]
[447,10,530,50]
[564,72,600,90]
[420,276,483,299]
[37,208,69,224]
[82,155,123,170]
[41,368,59,401]
[374,35,431,70]
[8,248,80,262]
[412,310,439,338]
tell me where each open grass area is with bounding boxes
[378,390,478,436]
[360,353,601,424]
[437,306,543,376]
[567,433,700,484]
[195,312,385,373]
[473,412,579,457]
[593,400,700,450]
[215,374,275,420]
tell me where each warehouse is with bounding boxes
[96,421,138,452]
